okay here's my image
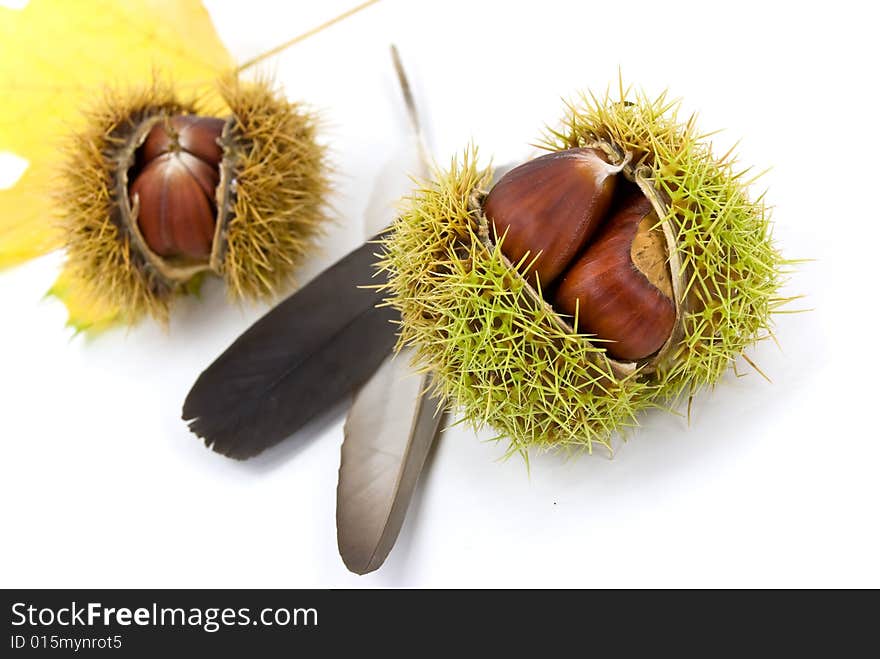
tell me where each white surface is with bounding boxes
[0,0,877,588]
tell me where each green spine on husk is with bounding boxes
[379,83,790,458]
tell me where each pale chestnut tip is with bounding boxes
[129,115,225,261]
[483,148,675,362]
[139,115,225,166]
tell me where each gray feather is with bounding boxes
[336,350,446,574]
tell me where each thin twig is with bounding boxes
[237,0,381,73]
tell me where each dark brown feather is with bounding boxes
[182,236,397,459]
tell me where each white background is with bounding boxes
[1,0,877,588]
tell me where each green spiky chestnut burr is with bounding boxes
[379,86,788,457]
[58,77,330,324]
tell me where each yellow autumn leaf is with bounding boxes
[47,267,123,335]
[0,0,234,269]
[2,0,378,334]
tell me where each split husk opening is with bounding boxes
[473,135,690,380]
[116,112,240,286]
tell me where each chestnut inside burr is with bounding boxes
[127,115,225,262]
[483,148,676,362]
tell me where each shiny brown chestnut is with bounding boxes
[483,148,619,287]
[554,193,675,361]
[483,148,675,362]
[128,116,225,261]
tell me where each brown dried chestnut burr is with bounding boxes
[56,78,329,330]
[483,148,676,362]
